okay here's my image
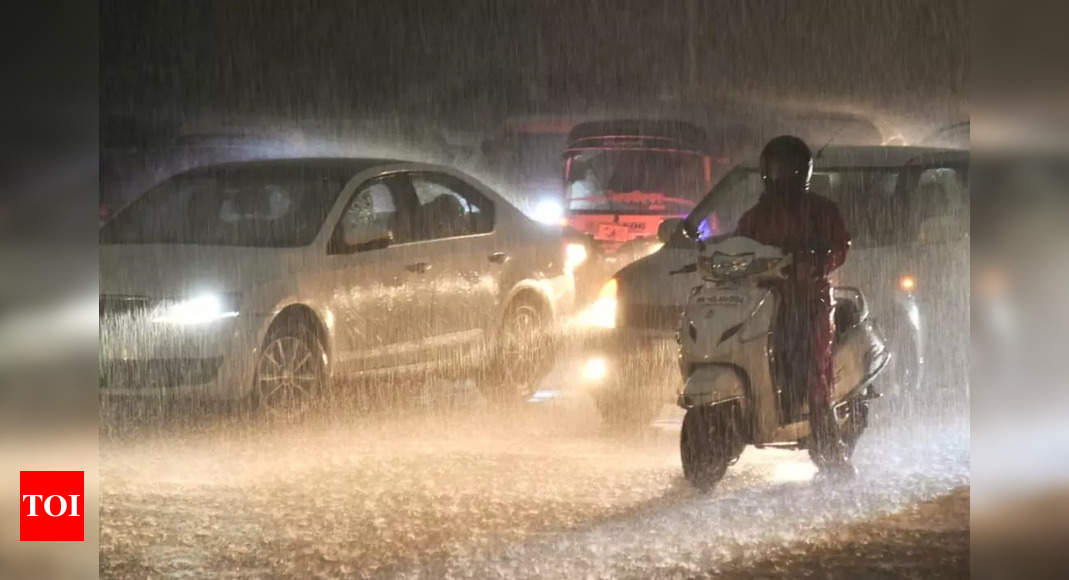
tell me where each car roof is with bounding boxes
[174,157,408,176]
[735,145,967,170]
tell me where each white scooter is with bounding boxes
[674,236,890,490]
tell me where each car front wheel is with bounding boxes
[484,298,553,404]
[252,320,328,417]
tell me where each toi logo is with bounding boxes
[19,471,84,541]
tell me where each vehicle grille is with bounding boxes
[99,295,156,319]
[619,303,684,331]
[99,357,224,390]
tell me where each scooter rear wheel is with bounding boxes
[680,405,740,491]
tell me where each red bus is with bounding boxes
[563,120,715,254]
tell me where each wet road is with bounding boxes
[100,384,968,579]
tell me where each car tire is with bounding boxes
[251,318,329,418]
[483,297,553,404]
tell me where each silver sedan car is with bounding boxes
[100,158,576,411]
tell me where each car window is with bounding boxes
[100,165,349,247]
[409,174,493,240]
[906,165,969,242]
[820,169,902,248]
[911,167,968,218]
[687,166,912,249]
[330,178,410,252]
[564,150,707,214]
[684,169,762,242]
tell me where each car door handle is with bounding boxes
[405,262,432,274]
[488,252,509,264]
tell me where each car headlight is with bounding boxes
[581,356,608,381]
[580,278,617,328]
[532,198,564,225]
[564,242,588,273]
[151,293,240,325]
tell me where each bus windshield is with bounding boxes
[565,149,708,214]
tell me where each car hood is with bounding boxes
[99,243,301,298]
[616,244,698,309]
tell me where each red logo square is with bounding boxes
[19,471,84,541]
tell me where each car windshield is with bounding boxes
[565,149,707,214]
[100,165,351,247]
[683,161,969,249]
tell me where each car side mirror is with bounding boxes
[335,221,393,253]
[658,218,685,243]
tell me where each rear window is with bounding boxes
[101,165,351,247]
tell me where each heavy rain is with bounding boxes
[96,1,970,577]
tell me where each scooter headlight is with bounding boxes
[700,251,755,280]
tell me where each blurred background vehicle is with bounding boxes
[561,120,723,309]
[99,158,575,413]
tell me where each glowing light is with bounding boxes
[899,275,916,292]
[564,242,588,273]
[527,389,561,402]
[599,278,618,300]
[152,294,239,325]
[532,199,564,224]
[581,357,608,382]
[640,242,664,258]
[579,279,617,328]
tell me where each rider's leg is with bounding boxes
[775,289,807,421]
[807,284,851,470]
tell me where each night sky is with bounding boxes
[101,0,967,146]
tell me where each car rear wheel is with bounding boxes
[484,298,552,404]
[252,321,328,417]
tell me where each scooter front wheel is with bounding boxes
[680,404,740,491]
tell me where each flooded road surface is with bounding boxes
[100,383,968,579]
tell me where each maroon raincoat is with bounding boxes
[736,189,850,417]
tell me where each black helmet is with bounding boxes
[759,135,813,193]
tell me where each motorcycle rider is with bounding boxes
[735,135,853,475]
